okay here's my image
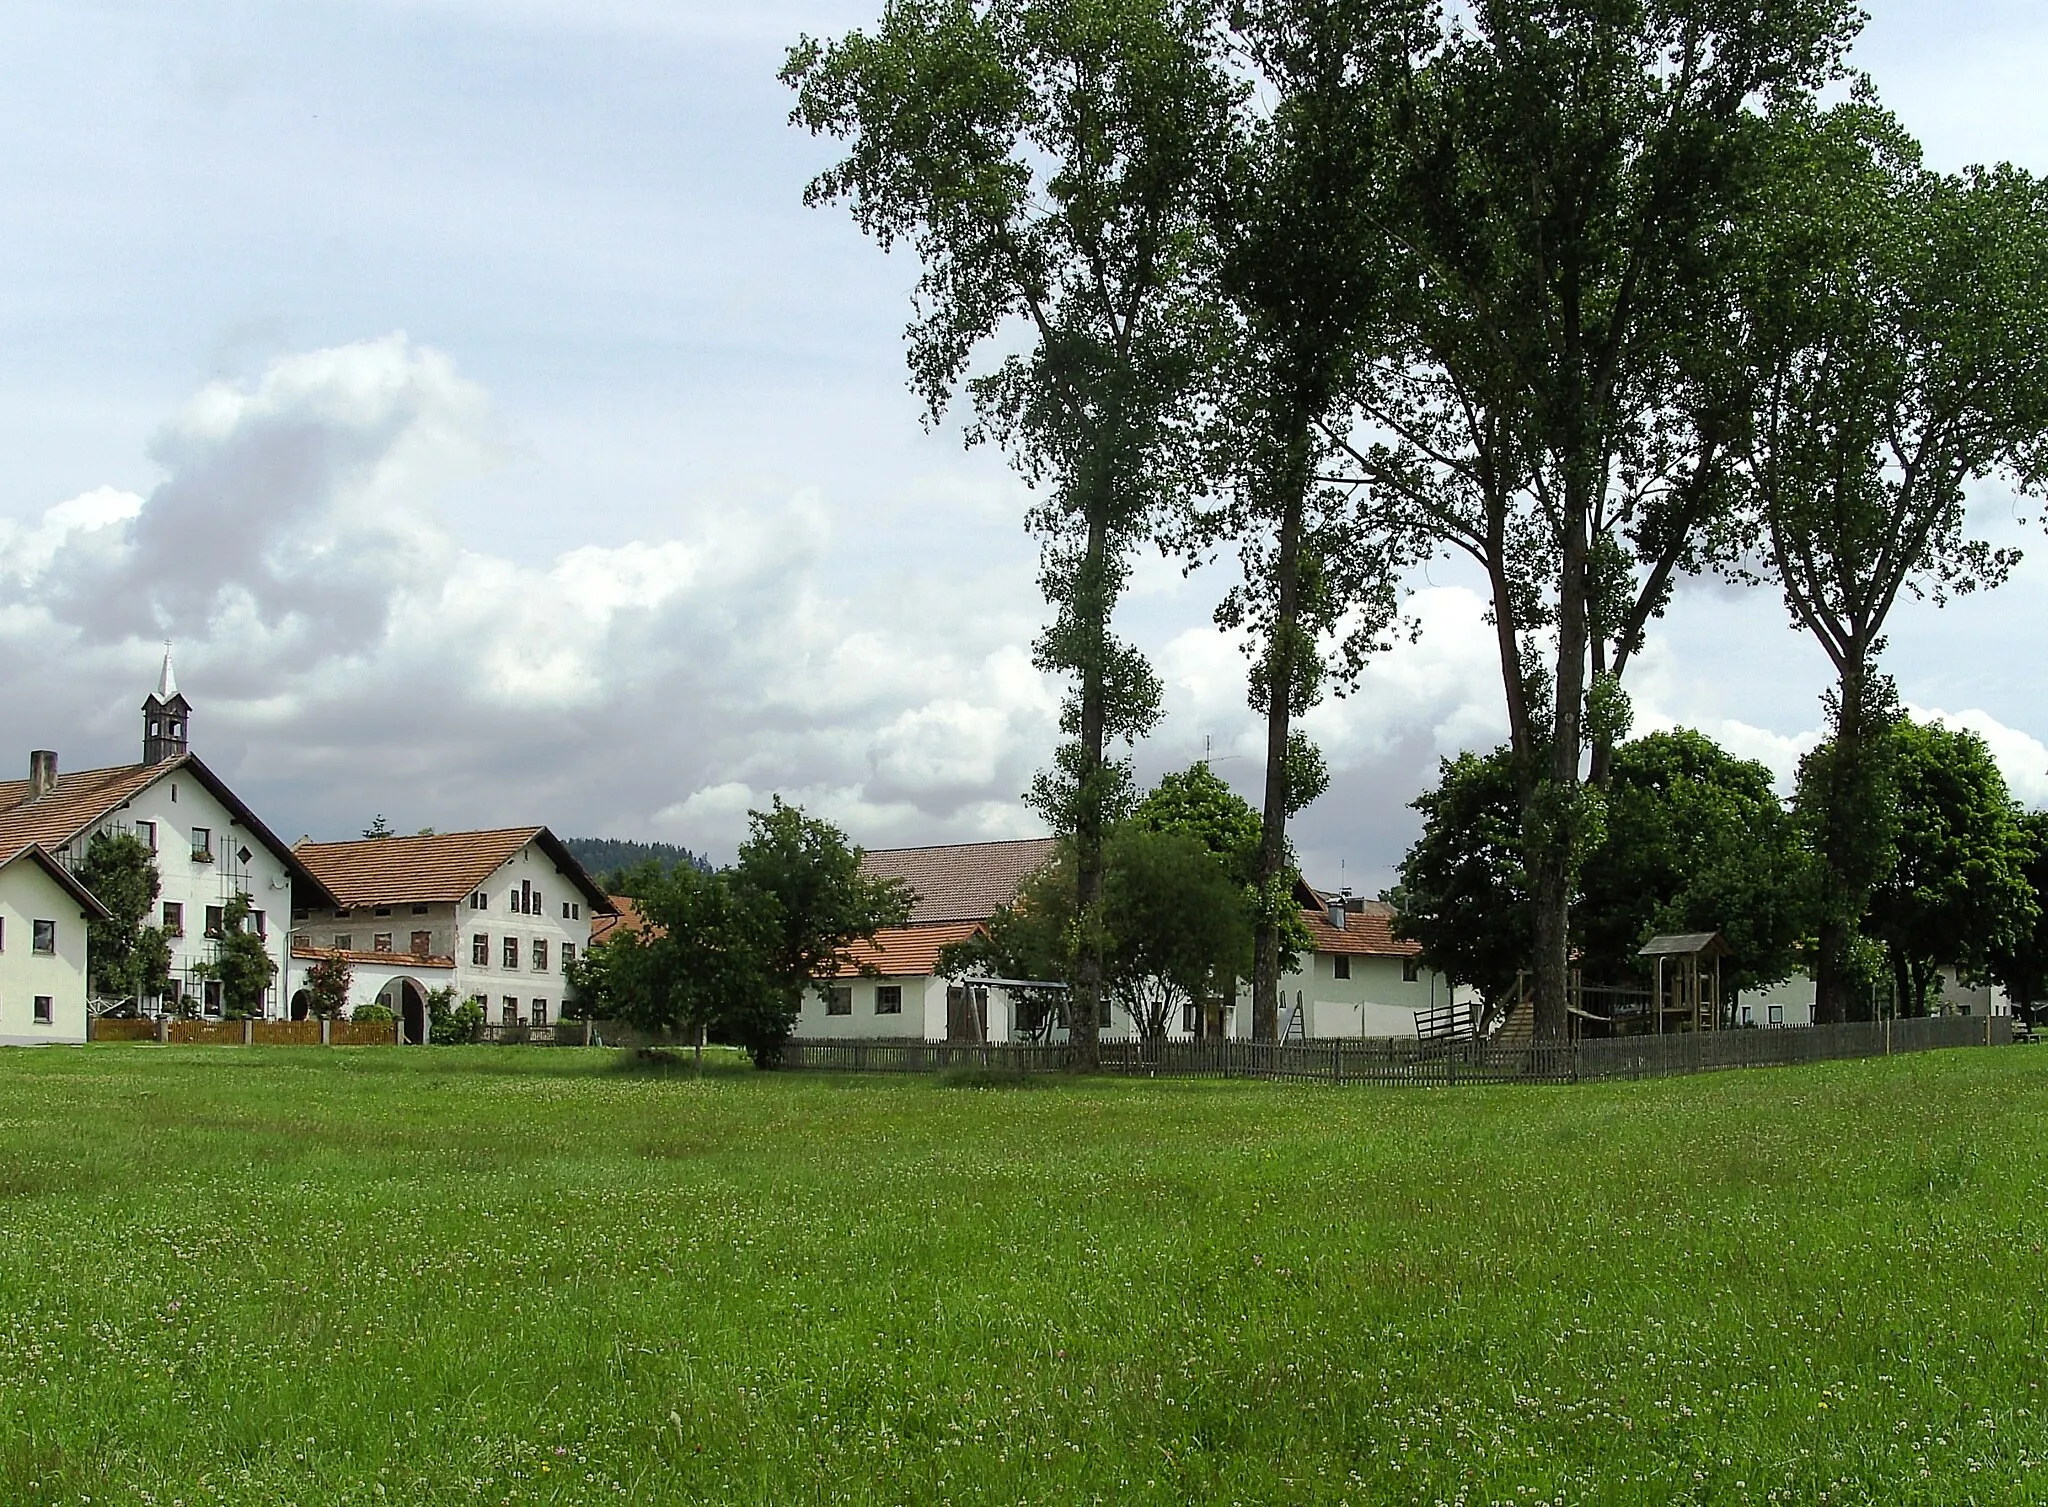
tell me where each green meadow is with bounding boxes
[2,1045,2045,1505]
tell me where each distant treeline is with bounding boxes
[560,837,713,893]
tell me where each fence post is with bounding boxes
[321,1017,331,1046]
[242,1019,253,1046]
[157,1017,169,1045]
[394,1016,404,1046]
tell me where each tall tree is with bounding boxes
[1100,824,1252,1040]
[1338,0,1859,1041]
[1865,719,2037,1017]
[786,0,1234,1068]
[1739,100,2048,1021]
[1578,730,1811,997]
[1390,748,1530,1026]
[1987,810,2048,1026]
[1191,0,1420,1037]
[76,831,167,1003]
[731,799,913,1065]
[1397,730,1812,1023]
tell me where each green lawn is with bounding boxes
[2,1047,2045,1505]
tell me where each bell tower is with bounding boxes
[142,647,191,765]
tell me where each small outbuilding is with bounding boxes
[1637,932,1733,1034]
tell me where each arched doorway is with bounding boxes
[290,990,312,1021]
[398,979,428,1045]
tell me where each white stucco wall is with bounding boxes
[287,838,595,1026]
[66,769,295,1017]
[0,856,92,1045]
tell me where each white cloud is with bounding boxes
[1909,704,2048,808]
[0,337,1061,857]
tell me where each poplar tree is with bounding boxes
[786,0,1234,1066]
[1739,100,2048,1021]
[1337,0,1857,1040]
[1191,0,1422,1037]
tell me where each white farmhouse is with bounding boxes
[0,656,333,1018]
[794,839,1463,1044]
[289,828,616,1041]
[0,843,112,1045]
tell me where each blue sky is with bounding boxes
[2,0,2044,886]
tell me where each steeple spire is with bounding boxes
[142,645,191,765]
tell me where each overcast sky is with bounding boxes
[2,1,2045,888]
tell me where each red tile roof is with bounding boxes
[859,838,1057,923]
[836,920,986,978]
[294,827,616,913]
[1299,905,1419,958]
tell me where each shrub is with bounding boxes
[351,1003,395,1026]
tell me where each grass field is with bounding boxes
[2,1047,2045,1506]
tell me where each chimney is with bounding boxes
[28,749,57,801]
[1326,893,1346,930]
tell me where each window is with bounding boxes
[562,942,576,968]
[410,931,432,958]
[334,908,352,919]
[503,936,519,969]
[1768,1004,1785,1027]
[31,920,56,956]
[533,999,549,1026]
[561,901,582,921]
[249,909,267,939]
[292,908,309,922]
[334,934,354,952]
[162,902,184,937]
[469,892,488,911]
[412,904,429,915]
[0,917,5,951]
[514,880,538,916]
[204,905,224,939]
[191,827,213,861]
[875,985,902,1015]
[472,933,489,966]
[1334,955,1351,980]
[533,939,549,971]
[826,986,852,1016]
[33,997,53,1025]
[204,979,222,1014]
[372,934,393,953]
[501,997,520,1025]
[136,820,157,850]
[374,906,392,918]
[1402,958,1421,983]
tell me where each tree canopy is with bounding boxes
[76,831,170,1003]
[1864,719,2037,1017]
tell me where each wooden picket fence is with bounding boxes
[780,1012,2013,1085]
[89,1017,401,1046]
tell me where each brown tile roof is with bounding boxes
[0,760,178,857]
[590,895,649,945]
[0,754,338,908]
[294,827,616,913]
[859,838,1057,923]
[836,920,986,978]
[1300,906,1420,958]
[289,941,456,970]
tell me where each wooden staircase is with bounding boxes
[1490,996,1536,1047]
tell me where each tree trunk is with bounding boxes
[1528,493,1592,1045]
[1067,497,1112,1073]
[1251,441,1311,1043]
[1813,651,1872,1026]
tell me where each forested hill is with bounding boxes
[559,837,713,888]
